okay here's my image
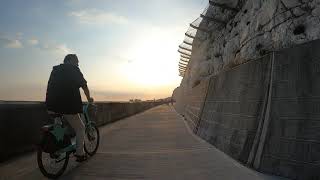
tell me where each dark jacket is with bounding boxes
[45,64,87,114]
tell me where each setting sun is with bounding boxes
[121,27,181,87]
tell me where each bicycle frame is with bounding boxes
[48,103,96,155]
[82,103,97,128]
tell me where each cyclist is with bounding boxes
[45,54,94,162]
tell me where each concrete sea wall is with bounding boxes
[176,40,320,179]
[175,78,210,131]
[176,0,320,179]
[197,54,271,163]
[258,40,320,179]
[0,101,162,162]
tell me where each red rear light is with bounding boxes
[41,125,51,132]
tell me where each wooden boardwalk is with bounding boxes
[0,105,288,180]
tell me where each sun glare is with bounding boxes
[121,27,181,87]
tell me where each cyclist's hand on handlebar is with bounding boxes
[88,97,94,103]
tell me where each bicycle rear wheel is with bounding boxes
[37,147,69,179]
[84,125,100,156]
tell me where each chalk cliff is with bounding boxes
[181,0,320,88]
[175,1,320,179]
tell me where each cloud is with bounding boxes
[56,44,72,54]
[0,37,23,48]
[69,9,129,25]
[6,39,23,48]
[42,43,73,54]
[24,36,71,54]
[16,32,23,39]
[28,38,39,45]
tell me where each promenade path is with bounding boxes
[0,105,288,180]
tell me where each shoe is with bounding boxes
[74,154,88,162]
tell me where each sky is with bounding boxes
[0,0,206,101]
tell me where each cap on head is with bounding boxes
[63,54,79,66]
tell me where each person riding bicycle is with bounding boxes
[45,54,94,162]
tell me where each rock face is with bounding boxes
[174,1,320,180]
[182,0,320,89]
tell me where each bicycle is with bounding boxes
[37,103,100,179]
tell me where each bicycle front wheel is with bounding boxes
[84,124,100,156]
[37,147,69,179]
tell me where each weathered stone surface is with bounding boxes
[281,0,301,8]
[181,0,320,90]
[214,0,239,8]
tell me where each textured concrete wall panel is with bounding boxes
[197,55,271,162]
[259,40,320,180]
[184,78,210,131]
